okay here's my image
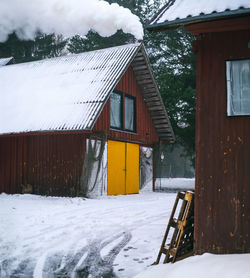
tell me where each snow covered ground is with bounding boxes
[1,189,249,278]
[0,191,176,278]
[155,178,195,192]
[134,252,250,278]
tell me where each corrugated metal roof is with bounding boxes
[148,0,250,30]
[0,44,140,133]
[0,43,175,142]
[0,57,13,66]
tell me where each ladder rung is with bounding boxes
[161,247,168,254]
[170,218,177,228]
[169,248,177,257]
[184,192,193,201]
[170,218,187,230]
[178,192,185,200]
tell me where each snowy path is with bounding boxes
[0,192,176,278]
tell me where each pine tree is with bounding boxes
[0,33,67,64]
[144,27,196,162]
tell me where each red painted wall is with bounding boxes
[0,134,86,196]
[93,66,159,146]
[191,25,250,254]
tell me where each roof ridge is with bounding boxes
[65,42,142,57]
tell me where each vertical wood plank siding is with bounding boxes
[194,29,250,254]
[0,134,85,196]
[93,66,159,145]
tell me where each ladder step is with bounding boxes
[178,192,185,200]
[161,248,168,255]
[169,248,177,257]
[170,218,177,228]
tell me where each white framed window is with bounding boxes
[226,59,250,116]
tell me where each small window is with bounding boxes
[110,91,136,132]
[226,59,250,116]
[110,91,122,129]
[125,95,136,132]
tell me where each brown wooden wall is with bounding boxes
[0,134,86,196]
[194,28,250,254]
[93,66,159,146]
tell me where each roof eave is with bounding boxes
[146,9,250,31]
[131,45,176,143]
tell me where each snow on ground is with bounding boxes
[134,253,250,278]
[0,192,176,278]
[1,187,249,278]
[155,178,194,192]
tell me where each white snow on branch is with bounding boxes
[0,0,144,42]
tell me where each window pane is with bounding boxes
[125,96,135,131]
[227,59,250,116]
[110,92,122,128]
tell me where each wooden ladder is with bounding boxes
[154,191,194,264]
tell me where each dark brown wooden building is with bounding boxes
[0,43,174,197]
[148,1,250,254]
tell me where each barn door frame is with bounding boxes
[107,140,139,195]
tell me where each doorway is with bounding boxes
[107,140,139,195]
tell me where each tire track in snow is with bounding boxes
[31,231,132,278]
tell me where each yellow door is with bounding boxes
[107,140,126,195]
[125,142,139,194]
[107,140,139,195]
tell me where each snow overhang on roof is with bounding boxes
[0,43,175,143]
[147,0,250,31]
[0,57,13,66]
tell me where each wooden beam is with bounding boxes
[135,75,152,81]
[154,124,170,128]
[148,106,163,111]
[150,111,166,116]
[142,90,157,95]
[144,96,160,102]
[153,119,169,124]
[137,79,153,85]
[146,100,162,106]
[132,65,148,71]
[133,69,151,75]
[140,84,156,89]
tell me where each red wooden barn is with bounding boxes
[0,43,174,197]
[148,1,250,254]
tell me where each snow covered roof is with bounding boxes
[0,57,13,66]
[148,0,250,30]
[0,43,175,142]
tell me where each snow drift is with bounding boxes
[134,253,250,278]
[0,0,144,42]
